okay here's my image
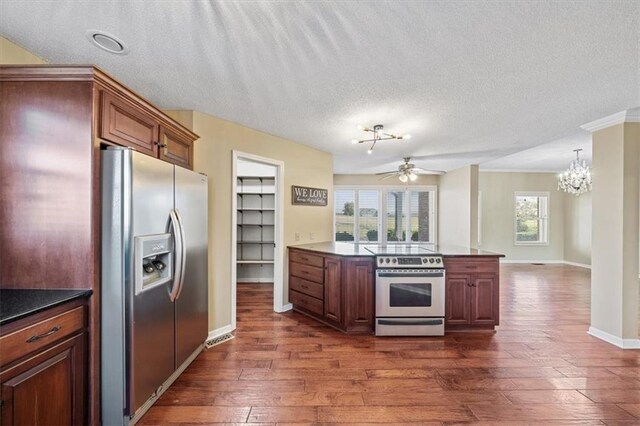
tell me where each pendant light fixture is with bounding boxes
[351,124,411,154]
[557,148,592,195]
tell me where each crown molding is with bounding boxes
[479,169,560,174]
[581,108,640,133]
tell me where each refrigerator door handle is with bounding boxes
[168,209,184,302]
[174,208,187,300]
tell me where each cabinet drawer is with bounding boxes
[290,250,324,268]
[290,290,323,316]
[100,91,159,156]
[290,276,324,300]
[444,259,498,274]
[290,262,324,284]
[0,306,85,366]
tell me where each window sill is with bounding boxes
[514,242,549,246]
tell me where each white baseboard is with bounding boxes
[563,260,591,269]
[588,326,640,349]
[500,259,591,269]
[237,278,274,283]
[281,303,293,312]
[207,324,235,341]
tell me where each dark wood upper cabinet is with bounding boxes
[100,91,159,156]
[99,89,198,169]
[324,256,342,323]
[158,126,193,169]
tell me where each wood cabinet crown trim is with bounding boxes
[0,65,198,142]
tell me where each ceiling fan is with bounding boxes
[376,157,445,182]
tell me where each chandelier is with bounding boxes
[558,149,592,195]
[351,124,410,154]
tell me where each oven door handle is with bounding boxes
[376,271,444,278]
[377,318,444,326]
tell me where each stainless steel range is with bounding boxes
[366,246,445,336]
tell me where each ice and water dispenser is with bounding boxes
[134,233,173,294]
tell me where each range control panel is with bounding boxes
[376,255,443,269]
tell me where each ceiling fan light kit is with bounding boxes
[352,124,410,154]
[376,157,445,183]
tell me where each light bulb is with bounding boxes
[398,174,408,183]
[409,172,418,181]
[403,134,412,140]
[357,125,364,130]
[367,148,373,155]
[351,139,359,144]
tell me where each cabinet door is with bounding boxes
[1,333,86,426]
[100,91,159,156]
[324,257,342,323]
[343,258,374,332]
[158,126,194,169]
[445,274,471,325]
[471,275,497,325]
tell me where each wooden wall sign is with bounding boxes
[291,185,328,206]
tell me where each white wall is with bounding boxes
[479,172,564,261]
[564,191,592,266]
[438,165,479,248]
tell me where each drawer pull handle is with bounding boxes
[301,257,309,261]
[301,271,309,274]
[26,326,61,343]
[465,266,477,269]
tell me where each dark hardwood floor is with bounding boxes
[139,264,640,424]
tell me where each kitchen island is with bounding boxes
[288,242,504,334]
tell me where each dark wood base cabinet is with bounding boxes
[0,300,88,425]
[444,257,499,330]
[289,249,374,334]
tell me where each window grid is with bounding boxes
[514,191,549,245]
[334,186,436,244]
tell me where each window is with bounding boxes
[514,192,549,245]
[335,190,355,241]
[334,187,436,244]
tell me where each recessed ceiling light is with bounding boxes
[86,30,129,55]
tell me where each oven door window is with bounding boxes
[389,283,432,307]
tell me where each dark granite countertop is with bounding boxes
[289,242,504,258]
[0,289,93,327]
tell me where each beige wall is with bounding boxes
[0,36,45,64]
[439,165,479,247]
[590,122,639,340]
[563,191,592,266]
[167,110,334,332]
[479,172,564,261]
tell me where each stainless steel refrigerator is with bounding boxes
[101,147,208,425]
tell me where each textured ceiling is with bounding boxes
[1,1,638,173]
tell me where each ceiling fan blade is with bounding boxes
[413,167,446,175]
[375,171,398,176]
[379,174,398,181]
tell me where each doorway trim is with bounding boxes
[231,150,286,330]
